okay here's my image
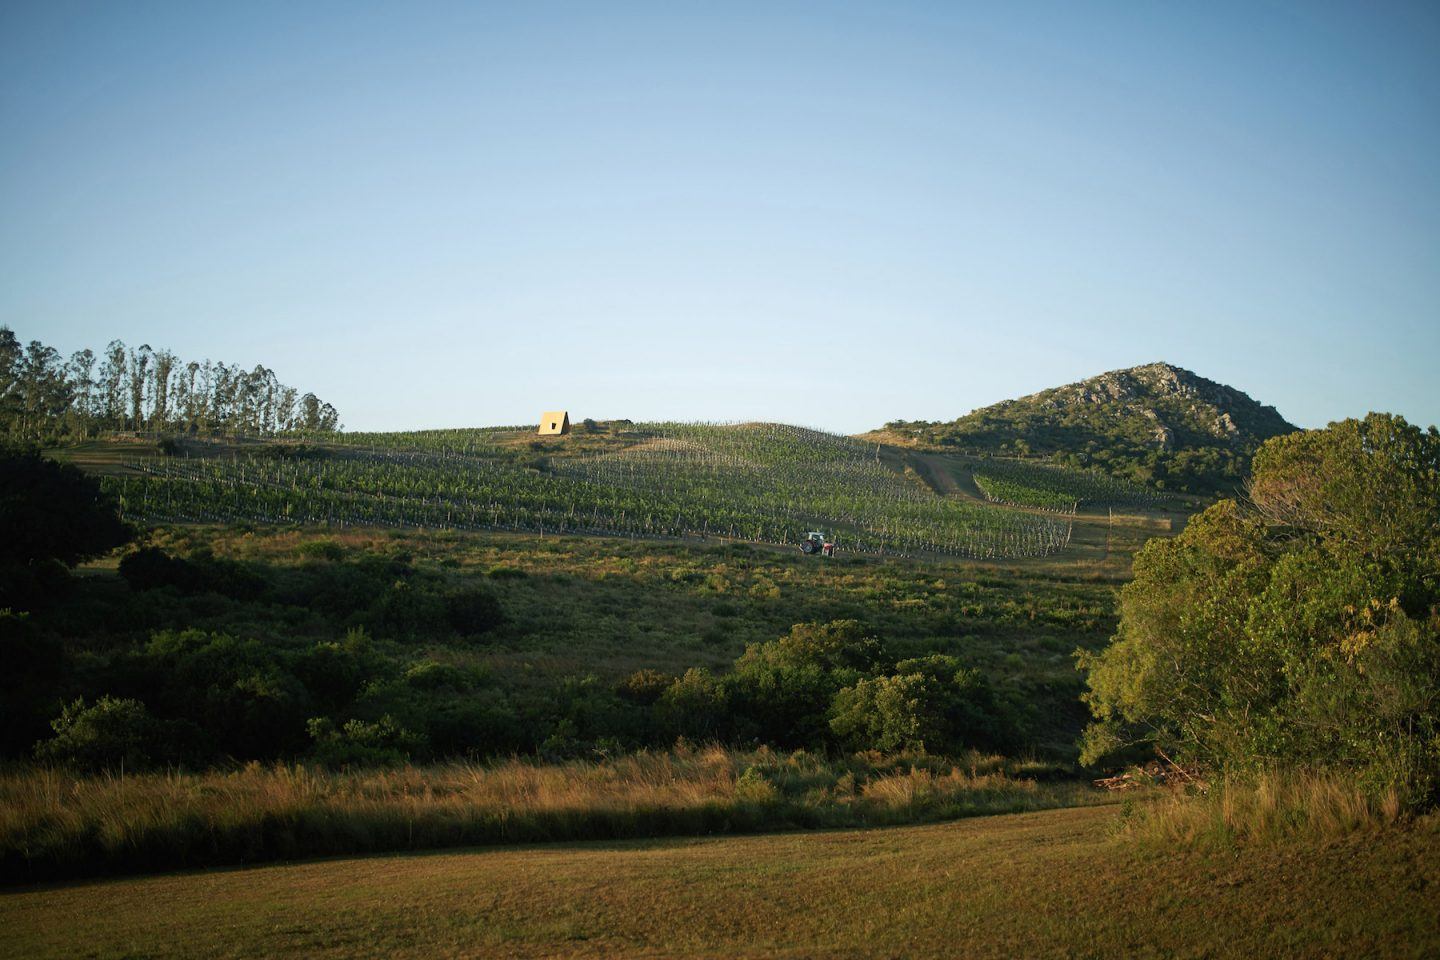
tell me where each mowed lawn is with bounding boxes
[4,804,1438,960]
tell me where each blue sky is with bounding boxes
[2,1,1436,433]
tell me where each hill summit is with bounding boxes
[876,362,1297,494]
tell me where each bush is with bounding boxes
[444,588,505,636]
[1079,413,1440,807]
[292,628,390,714]
[0,446,131,568]
[830,655,1004,754]
[369,579,446,638]
[0,611,66,755]
[657,668,729,741]
[618,669,674,706]
[725,620,888,748]
[422,691,524,758]
[295,539,345,562]
[134,629,314,761]
[0,556,73,611]
[307,715,422,768]
[35,697,158,772]
[118,547,266,600]
[119,547,206,593]
[734,766,779,805]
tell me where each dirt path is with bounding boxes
[904,451,986,500]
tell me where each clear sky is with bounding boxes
[2,1,1437,433]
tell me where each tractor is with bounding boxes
[799,531,836,556]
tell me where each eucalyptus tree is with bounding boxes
[0,328,20,433]
[100,341,128,430]
[0,326,341,441]
[19,341,69,440]
[149,349,177,430]
[67,349,97,434]
[300,392,323,431]
[127,344,151,431]
[276,385,298,433]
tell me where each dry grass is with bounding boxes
[0,747,1096,883]
[5,803,1438,959]
[1121,768,1411,846]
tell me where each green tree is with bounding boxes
[35,697,159,772]
[1079,413,1440,802]
[0,446,131,566]
[830,654,1003,754]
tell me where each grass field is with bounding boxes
[5,803,1437,959]
[95,522,1128,751]
[0,748,1095,884]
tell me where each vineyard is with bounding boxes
[101,423,1075,559]
[970,457,1170,512]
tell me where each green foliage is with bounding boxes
[617,668,675,706]
[1079,413,1440,804]
[890,362,1297,494]
[307,715,422,768]
[118,545,265,600]
[292,628,391,714]
[295,538,345,561]
[1248,411,1440,559]
[0,444,130,570]
[4,521,1113,769]
[0,325,340,439]
[119,546,207,592]
[34,697,158,771]
[830,655,1005,754]
[0,611,67,756]
[130,629,314,760]
[656,668,729,741]
[725,621,887,748]
[972,458,1166,510]
[443,587,505,636]
[733,765,779,804]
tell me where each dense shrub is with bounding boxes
[618,669,675,706]
[443,587,505,636]
[0,446,131,568]
[0,557,73,612]
[127,629,314,761]
[34,697,159,771]
[294,538,345,561]
[422,690,524,758]
[1079,413,1440,805]
[831,655,1005,754]
[118,547,266,600]
[307,715,422,768]
[0,611,67,755]
[292,628,391,714]
[119,546,207,593]
[657,668,729,741]
[725,620,888,748]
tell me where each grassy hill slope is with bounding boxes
[6,804,1436,959]
[872,362,1297,494]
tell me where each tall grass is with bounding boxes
[0,746,1097,884]
[1120,768,1411,847]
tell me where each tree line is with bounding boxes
[0,326,340,442]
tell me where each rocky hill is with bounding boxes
[873,363,1297,495]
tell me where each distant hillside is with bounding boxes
[872,363,1297,495]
